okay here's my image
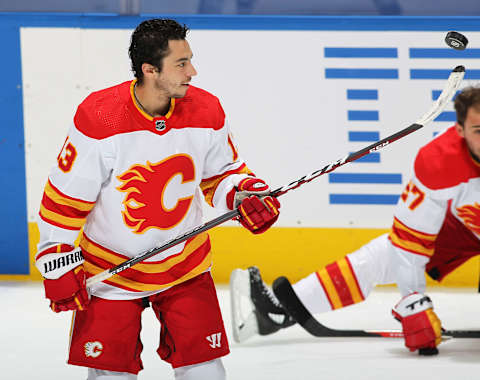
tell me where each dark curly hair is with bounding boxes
[454,86,480,127]
[129,19,189,83]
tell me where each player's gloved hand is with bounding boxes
[44,266,89,312]
[36,245,89,313]
[392,292,442,355]
[227,177,280,234]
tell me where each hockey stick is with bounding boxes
[86,65,465,288]
[273,274,480,340]
[291,317,480,339]
[271,274,480,340]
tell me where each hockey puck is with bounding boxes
[418,347,439,356]
[445,31,468,50]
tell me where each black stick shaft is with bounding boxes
[270,123,422,197]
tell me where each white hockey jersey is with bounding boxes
[36,80,252,300]
[389,125,480,294]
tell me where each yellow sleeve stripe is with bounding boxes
[39,204,86,228]
[389,231,435,257]
[200,165,252,206]
[44,181,95,212]
[392,218,436,242]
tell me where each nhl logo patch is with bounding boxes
[155,119,167,131]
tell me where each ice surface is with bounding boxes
[2,282,480,379]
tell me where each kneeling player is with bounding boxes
[231,86,480,355]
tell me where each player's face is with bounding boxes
[154,39,197,98]
[457,105,480,162]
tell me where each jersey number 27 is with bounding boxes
[400,180,425,211]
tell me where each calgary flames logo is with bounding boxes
[457,203,480,235]
[84,341,103,358]
[117,154,195,233]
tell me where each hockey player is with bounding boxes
[231,86,480,356]
[35,19,280,380]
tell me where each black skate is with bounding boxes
[230,266,295,343]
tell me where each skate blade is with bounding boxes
[229,268,259,343]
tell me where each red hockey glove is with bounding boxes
[44,266,89,312]
[392,293,442,354]
[36,245,89,313]
[228,177,280,234]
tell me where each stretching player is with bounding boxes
[231,86,480,356]
[35,19,280,380]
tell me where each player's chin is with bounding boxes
[174,84,190,98]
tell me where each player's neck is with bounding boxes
[134,82,170,117]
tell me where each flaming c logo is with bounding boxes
[117,154,195,233]
[457,203,480,235]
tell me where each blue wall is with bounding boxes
[1,20,27,274]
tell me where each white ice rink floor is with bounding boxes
[2,282,480,380]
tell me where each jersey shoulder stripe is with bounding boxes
[73,82,226,140]
[73,81,134,139]
[169,85,225,131]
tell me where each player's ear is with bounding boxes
[141,63,158,77]
[455,122,465,138]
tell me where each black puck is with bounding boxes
[418,347,439,356]
[445,31,468,50]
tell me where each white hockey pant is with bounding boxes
[86,358,226,380]
[292,233,399,314]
